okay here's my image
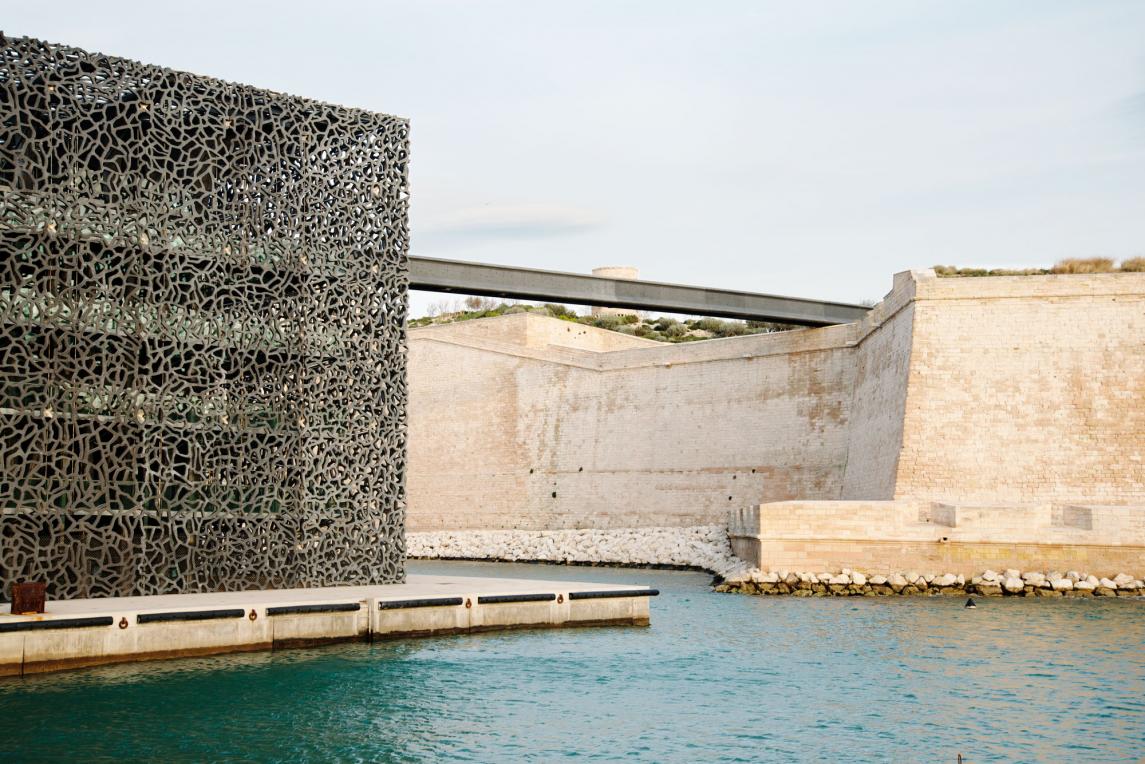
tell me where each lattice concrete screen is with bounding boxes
[0,35,410,599]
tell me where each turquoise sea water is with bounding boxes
[1,560,1142,763]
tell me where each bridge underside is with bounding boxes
[408,256,869,327]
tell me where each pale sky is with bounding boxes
[8,2,1145,312]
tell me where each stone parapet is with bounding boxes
[730,501,1145,577]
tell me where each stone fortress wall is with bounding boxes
[408,312,858,530]
[407,270,1145,576]
[893,273,1144,504]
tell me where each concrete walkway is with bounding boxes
[1,575,658,677]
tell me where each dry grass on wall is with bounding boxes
[935,257,1145,277]
[1050,257,1116,274]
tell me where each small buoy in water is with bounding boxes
[964,598,977,609]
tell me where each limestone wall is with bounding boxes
[407,313,857,531]
[729,500,1145,577]
[408,272,1145,537]
[895,273,1145,504]
[840,272,918,499]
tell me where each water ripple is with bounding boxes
[0,560,1142,763]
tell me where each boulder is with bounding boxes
[828,573,851,586]
[851,572,867,586]
[975,583,1003,596]
[1003,577,1025,594]
[1050,577,1074,591]
[760,571,780,584]
[1113,573,1134,587]
[888,573,908,593]
[784,572,800,586]
[1004,568,1021,580]
[1085,575,1100,587]
[1074,579,1096,591]
[935,573,958,588]
[1022,571,1045,584]
[869,574,887,586]
[1095,586,1116,597]
[981,570,999,582]
[1099,578,1118,589]
[1065,571,1081,582]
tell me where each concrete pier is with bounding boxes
[0,575,657,677]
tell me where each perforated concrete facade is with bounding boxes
[0,36,409,599]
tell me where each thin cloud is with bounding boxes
[1110,90,1145,144]
[420,203,606,241]
[1116,90,1145,117]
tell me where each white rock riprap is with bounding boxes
[717,567,1145,598]
[408,527,1144,601]
[407,525,752,579]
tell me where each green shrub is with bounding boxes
[720,322,748,337]
[694,317,725,333]
[543,303,578,319]
[747,320,790,333]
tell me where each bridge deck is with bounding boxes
[409,256,869,326]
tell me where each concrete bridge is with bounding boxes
[409,256,869,327]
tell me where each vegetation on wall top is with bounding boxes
[934,257,1145,278]
[409,296,796,343]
